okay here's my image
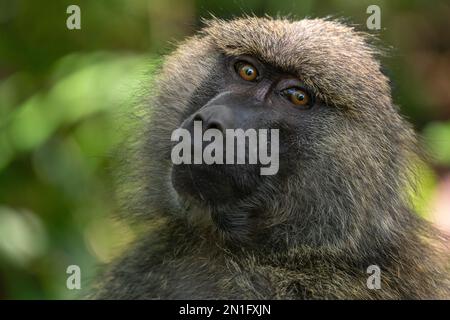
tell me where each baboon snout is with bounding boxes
[188,104,235,133]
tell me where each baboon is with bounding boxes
[92,17,450,299]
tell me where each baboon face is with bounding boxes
[150,18,408,243]
[171,54,327,206]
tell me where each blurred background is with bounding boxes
[0,0,449,299]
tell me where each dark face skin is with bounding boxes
[171,55,331,235]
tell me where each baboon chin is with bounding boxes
[92,16,450,299]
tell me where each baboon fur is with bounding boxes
[92,17,450,299]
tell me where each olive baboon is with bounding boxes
[93,17,450,299]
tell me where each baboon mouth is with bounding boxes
[171,163,254,205]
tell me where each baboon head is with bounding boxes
[135,17,417,251]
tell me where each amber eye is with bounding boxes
[284,87,311,107]
[236,62,258,81]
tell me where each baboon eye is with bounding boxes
[283,87,311,108]
[235,62,258,81]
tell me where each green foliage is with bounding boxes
[423,122,450,166]
[0,52,151,298]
